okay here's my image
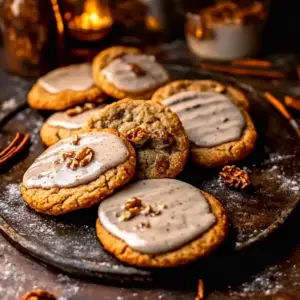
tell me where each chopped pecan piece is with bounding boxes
[134,221,151,230]
[71,135,80,145]
[128,63,146,76]
[118,210,134,221]
[220,165,251,189]
[127,127,150,146]
[140,204,153,216]
[150,129,174,149]
[83,103,95,110]
[155,155,170,175]
[60,147,94,170]
[66,106,83,117]
[21,289,56,300]
[125,197,142,210]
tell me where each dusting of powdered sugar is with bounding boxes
[1,97,17,110]
[0,235,81,300]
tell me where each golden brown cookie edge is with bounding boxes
[96,190,228,268]
[28,83,106,111]
[92,46,169,100]
[21,128,137,215]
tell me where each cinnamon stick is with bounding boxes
[232,58,272,68]
[0,132,23,158]
[264,92,292,120]
[0,133,30,165]
[199,63,287,79]
[285,96,300,111]
[195,279,205,300]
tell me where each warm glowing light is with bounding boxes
[66,0,113,41]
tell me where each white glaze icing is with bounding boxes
[99,179,216,254]
[47,105,106,130]
[38,63,94,93]
[101,54,168,93]
[23,132,129,188]
[162,91,245,147]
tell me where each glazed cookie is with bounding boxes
[21,129,136,215]
[85,99,189,179]
[28,63,106,111]
[96,179,228,268]
[152,81,257,167]
[40,104,106,147]
[92,46,169,99]
[152,80,249,111]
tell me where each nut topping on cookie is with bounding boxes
[150,129,174,149]
[128,63,146,77]
[134,221,151,231]
[66,103,96,117]
[220,165,251,189]
[124,197,142,210]
[58,147,94,170]
[127,127,150,146]
[71,135,80,145]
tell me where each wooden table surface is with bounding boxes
[0,43,300,300]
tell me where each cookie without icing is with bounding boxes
[152,80,256,167]
[28,63,106,111]
[96,179,227,268]
[40,105,106,147]
[92,46,169,100]
[21,129,136,215]
[85,99,189,179]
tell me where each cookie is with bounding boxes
[40,104,106,147]
[92,46,169,100]
[152,79,249,110]
[21,129,136,215]
[152,80,257,167]
[28,63,106,111]
[96,179,228,268]
[85,99,189,179]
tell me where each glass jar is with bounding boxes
[0,0,59,77]
[185,1,270,60]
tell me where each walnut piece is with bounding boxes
[66,103,96,117]
[127,127,150,146]
[66,106,82,117]
[125,197,142,210]
[128,63,146,76]
[71,135,80,145]
[21,289,56,300]
[60,147,94,170]
[134,221,151,231]
[219,165,251,189]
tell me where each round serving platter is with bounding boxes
[0,66,299,284]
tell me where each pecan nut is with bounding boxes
[128,63,146,76]
[219,165,251,189]
[127,127,150,146]
[21,289,56,300]
[60,147,94,170]
[150,129,174,149]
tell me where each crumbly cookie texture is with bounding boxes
[85,99,189,179]
[96,190,228,268]
[92,46,169,100]
[28,84,106,111]
[152,80,256,167]
[151,79,249,111]
[20,129,136,215]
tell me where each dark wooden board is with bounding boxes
[0,66,299,284]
